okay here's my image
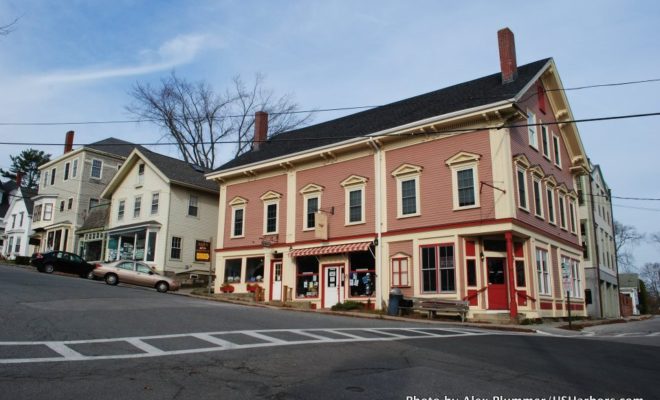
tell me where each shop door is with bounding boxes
[487,257,508,310]
[322,265,344,308]
[270,261,283,301]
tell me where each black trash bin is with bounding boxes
[388,288,403,316]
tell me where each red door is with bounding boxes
[487,258,508,310]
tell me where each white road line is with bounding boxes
[191,333,237,349]
[406,329,440,336]
[126,338,165,354]
[363,329,407,338]
[289,330,333,341]
[45,343,85,359]
[650,332,660,337]
[240,331,287,344]
[325,330,365,339]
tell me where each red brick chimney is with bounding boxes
[15,172,22,188]
[253,111,268,151]
[497,27,518,84]
[64,130,75,153]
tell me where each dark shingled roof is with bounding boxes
[80,203,110,231]
[215,58,551,172]
[86,137,141,158]
[21,187,37,215]
[139,149,218,192]
[0,180,18,218]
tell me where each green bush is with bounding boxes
[331,301,364,311]
[14,256,31,265]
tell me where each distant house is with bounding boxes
[619,273,640,316]
[578,164,620,318]
[31,132,136,254]
[3,186,38,258]
[206,28,592,320]
[0,180,18,255]
[100,148,218,276]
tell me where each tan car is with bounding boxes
[93,260,180,293]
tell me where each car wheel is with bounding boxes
[156,281,169,293]
[43,264,54,274]
[83,270,95,280]
[105,274,119,286]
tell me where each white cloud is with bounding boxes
[33,33,218,84]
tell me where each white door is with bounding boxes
[271,261,282,301]
[323,265,343,308]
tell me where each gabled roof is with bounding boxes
[20,187,38,214]
[102,148,218,198]
[86,137,142,158]
[0,180,18,218]
[215,58,551,172]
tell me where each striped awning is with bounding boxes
[289,242,372,257]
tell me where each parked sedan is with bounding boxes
[30,251,96,279]
[93,260,179,293]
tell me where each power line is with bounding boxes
[0,77,658,127]
[0,110,657,146]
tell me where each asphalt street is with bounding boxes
[1,264,658,400]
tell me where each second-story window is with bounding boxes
[33,204,42,222]
[558,194,567,230]
[19,212,24,227]
[59,201,65,212]
[446,152,481,210]
[306,196,318,229]
[134,196,142,218]
[11,214,16,229]
[72,159,78,178]
[392,164,422,218]
[232,208,244,237]
[532,177,543,218]
[43,171,49,187]
[89,198,99,211]
[64,162,70,181]
[67,198,73,210]
[188,195,198,217]
[118,200,125,221]
[265,203,277,233]
[341,175,367,225]
[151,193,159,214]
[91,159,103,179]
[517,167,528,211]
[43,204,53,220]
[51,168,56,185]
[547,188,556,224]
[456,167,476,207]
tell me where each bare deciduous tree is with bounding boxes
[0,18,19,36]
[127,72,312,169]
[614,220,644,272]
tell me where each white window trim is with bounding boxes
[341,175,368,226]
[558,194,567,230]
[136,163,145,186]
[532,177,544,219]
[516,167,529,212]
[91,159,103,179]
[262,200,279,235]
[303,194,320,231]
[546,187,556,225]
[396,175,420,218]
[536,248,551,296]
[151,192,159,215]
[170,236,182,260]
[72,158,78,178]
[63,161,70,181]
[133,195,142,218]
[230,205,246,238]
[569,199,577,234]
[527,110,538,150]
[451,164,480,210]
[43,203,53,221]
[541,124,551,160]
[67,197,74,210]
[188,194,199,217]
[552,134,562,168]
[118,199,126,221]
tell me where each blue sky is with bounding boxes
[0,0,658,267]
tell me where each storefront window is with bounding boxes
[349,251,375,297]
[246,257,264,282]
[224,259,242,283]
[296,256,319,298]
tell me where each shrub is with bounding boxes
[14,256,31,265]
[331,301,364,311]
[220,284,235,293]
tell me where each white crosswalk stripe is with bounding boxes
[0,327,489,365]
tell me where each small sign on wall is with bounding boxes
[195,240,211,262]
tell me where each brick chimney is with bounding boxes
[64,130,75,153]
[497,27,518,84]
[16,172,22,188]
[253,111,268,151]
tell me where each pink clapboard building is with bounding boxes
[206,28,590,320]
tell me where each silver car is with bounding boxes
[93,260,180,293]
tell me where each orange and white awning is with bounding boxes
[289,242,372,257]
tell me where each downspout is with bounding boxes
[369,139,384,310]
[609,187,622,317]
[587,165,603,318]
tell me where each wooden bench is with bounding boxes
[399,297,469,322]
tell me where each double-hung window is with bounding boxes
[151,193,159,214]
[527,111,538,149]
[118,200,125,221]
[571,259,581,297]
[91,159,103,179]
[260,190,281,234]
[552,134,562,168]
[50,168,56,185]
[64,162,70,181]
[536,248,550,295]
[546,188,556,224]
[133,196,141,218]
[558,194,567,230]
[446,152,480,210]
[170,237,182,260]
[188,195,198,217]
[137,163,145,185]
[541,124,550,158]
[392,164,422,218]
[341,175,367,225]
[300,184,323,231]
[229,197,247,238]
[532,177,543,218]
[72,159,78,178]
[569,200,577,234]
[43,204,53,220]
[421,244,455,293]
[306,197,318,229]
[517,167,528,210]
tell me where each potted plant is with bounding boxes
[220,283,235,293]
